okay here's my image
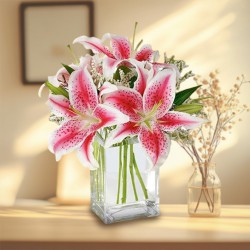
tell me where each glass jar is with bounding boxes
[90,141,160,224]
[188,162,221,217]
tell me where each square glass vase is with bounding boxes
[90,142,160,224]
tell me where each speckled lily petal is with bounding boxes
[49,119,88,161]
[47,94,74,118]
[68,68,98,113]
[104,87,143,122]
[105,121,140,148]
[132,60,153,95]
[92,104,129,131]
[73,35,115,58]
[139,123,171,168]
[143,69,176,119]
[77,132,99,169]
[107,34,131,60]
[135,44,156,62]
[158,111,205,132]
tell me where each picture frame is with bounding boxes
[20,1,94,84]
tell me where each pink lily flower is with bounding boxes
[48,64,79,88]
[47,54,105,90]
[104,68,204,168]
[73,33,159,79]
[48,67,129,169]
[99,60,153,97]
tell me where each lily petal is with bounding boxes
[56,65,77,85]
[135,44,156,62]
[106,33,131,60]
[73,35,115,58]
[48,75,60,87]
[158,111,205,132]
[105,121,140,148]
[102,56,121,79]
[49,119,88,161]
[99,82,118,100]
[153,62,180,79]
[132,60,153,95]
[68,68,98,113]
[139,123,171,168]
[47,94,74,118]
[92,104,129,131]
[79,55,92,70]
[104,87,143,122]
[77,132,99,169]
[143,68,176,118]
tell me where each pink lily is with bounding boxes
[73,33,159,79]
[48,63,79,88]
[104,68,204,168]
[99,60,153,98]
[47,54,103,88]
[48,67,129,169]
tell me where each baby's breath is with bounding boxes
[176,71,249,167]
[90,58,105,88]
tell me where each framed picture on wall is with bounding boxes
[20,1,94,84]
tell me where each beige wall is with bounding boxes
[0,0,249,205]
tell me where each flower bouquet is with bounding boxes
[41,26,204,223]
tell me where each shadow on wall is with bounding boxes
[0,90,59,206]
[0,150,57,206]
[16,150,57,200]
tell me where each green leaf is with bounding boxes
[62,63,75,74]
[113,66,131,80]
[173,103,203,114]
[174,85,201,105]
[129,75,137,88]
[45,81,69,99]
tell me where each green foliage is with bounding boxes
[62,63,75,74]
[129,75,137,88]
[174,85,201,105]
[113,66,131,80]
[164,54,194,88]
[45,81,69,99]
[173,103,203,114]
[113,66,137,88]
[164,54,190,73]
[179,71,194,83]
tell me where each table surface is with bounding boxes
[0,204,250,250]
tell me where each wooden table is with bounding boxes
[0,205,250,250]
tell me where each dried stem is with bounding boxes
[177,71,249,214]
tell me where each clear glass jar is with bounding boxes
[90,142,160,224]
[188,162,221,217]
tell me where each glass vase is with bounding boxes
[90,141,160,224]
[188,162,221,217]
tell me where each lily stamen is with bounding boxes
[70,106,100,124]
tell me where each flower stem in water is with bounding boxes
[133,153,148,199]
[121,143,128,204]
[129,144,138,201]
[116,145,123,204]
